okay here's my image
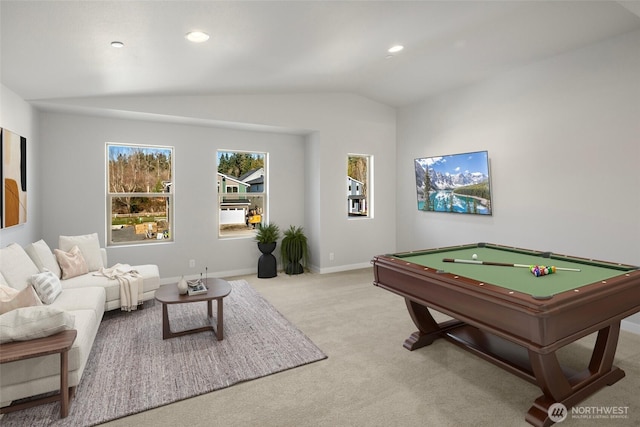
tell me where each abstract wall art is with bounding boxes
[1,127,27,228]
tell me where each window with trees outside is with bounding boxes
[107,143,173,246]
[217,150,266,238]
[347,154,371,218]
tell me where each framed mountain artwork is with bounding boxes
[415,150,492,215]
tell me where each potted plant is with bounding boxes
[255,223,280,278]
[280,225,309,275]
[255,222,280,244]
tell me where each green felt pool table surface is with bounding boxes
[390,243,637,299]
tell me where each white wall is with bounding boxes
[8,26,637,324]
[397,30,640,328]
[0,84,41,247]
[35,93,398,275]
[37,112,307,278]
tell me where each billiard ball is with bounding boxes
[472,254,478,260]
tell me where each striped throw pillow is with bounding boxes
[31,270,63,304]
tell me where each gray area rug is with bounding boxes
[1,280,327,426]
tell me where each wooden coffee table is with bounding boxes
[154,278,232,341]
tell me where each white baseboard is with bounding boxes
[316,262,372,274]
[162,267,256,284]
[312,266,640,336]
[162,261,375,284]
[160,268,640,337]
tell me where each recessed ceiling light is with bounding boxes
[186,31,210,43]
[388,45,404,53]
[111,41,124,48]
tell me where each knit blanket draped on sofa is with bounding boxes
[94,264,143,311]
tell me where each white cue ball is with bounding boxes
[472,253,478,260]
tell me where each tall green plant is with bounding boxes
[281,225,309,275]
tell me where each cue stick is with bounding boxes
[442,258,581,272]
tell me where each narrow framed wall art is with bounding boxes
[1,127,27,228]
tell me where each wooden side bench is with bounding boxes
[0,329,77,418]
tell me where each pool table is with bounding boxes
[372,243,640,427]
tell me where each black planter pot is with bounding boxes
[283,249,304,275]
[257,242,277,278]
[284,260,304,275]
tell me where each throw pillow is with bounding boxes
[0,243,40,290]
[31,270,63,304]
[54,246,89,280]
[0,285,43,315]
[24,239,63,278]
[0,284,19,301]
[59,233,104,272]
[0,306,75,344]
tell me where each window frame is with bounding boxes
[347,153,373,219]
[217,150,268,239]
[106,142,174,247]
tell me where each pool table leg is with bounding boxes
[403,299,465,351]
[525,322,626,427]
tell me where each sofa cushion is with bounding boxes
[0,306,75,343]
[0,285,42,315]
[24,239,62,278]
[59,233,104,272]
[62,264,160,307]
[55,246,89,279]
[0,243,40,290]
[31,270,63,304]
[51,286,106,320]
[62,273,124,303]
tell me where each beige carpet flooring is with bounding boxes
[98,267,640,427]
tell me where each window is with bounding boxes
[217,150,266,238]
[347,154,372,218]
[107,143,173,246]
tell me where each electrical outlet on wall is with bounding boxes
[329,252,334,261]
[189,259,196,268]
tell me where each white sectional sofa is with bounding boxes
[0,234,160,412]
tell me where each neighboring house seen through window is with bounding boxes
[217,150,267,238]
[107,143,173,246]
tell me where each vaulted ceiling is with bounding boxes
[2,1,639,107]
